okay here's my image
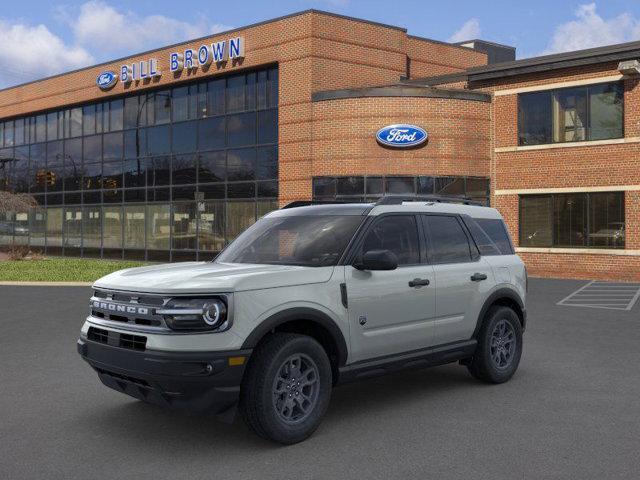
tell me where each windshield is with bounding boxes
[216,215,364,267]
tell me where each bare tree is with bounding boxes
[0,191,37,215]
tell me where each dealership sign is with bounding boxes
[96,71,118,90]
[376,124,428,148]
[97,36,245,90]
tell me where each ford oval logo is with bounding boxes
[96,71,118,90]
[376,124,428,148]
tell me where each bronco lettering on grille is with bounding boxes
[92,301,149,315]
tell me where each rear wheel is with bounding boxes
[467,306,522,384]
[239,333,332,444]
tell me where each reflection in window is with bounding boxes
[147,204,170,250]
[64,207,83,249]
[103,206,123,249]
[29,208,46,248]
[228,148,255,181]
[172,203,197,250]
[124,205,145,250]
[198,201,225,252]
[227,112,256,147]
[227,202,256,241]
[46,208,63,247]
[83,206,102,249]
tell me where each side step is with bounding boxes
[337,340,476,384]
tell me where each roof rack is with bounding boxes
[376,195,482,206]
[281,200,349,209]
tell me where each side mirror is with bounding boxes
[355,249,398,271]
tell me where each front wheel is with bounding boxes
[239,333,332,444]
[467,306,523,384]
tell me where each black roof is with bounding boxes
[466,40,640,81]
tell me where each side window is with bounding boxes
[423,215,472,264]
[360,215,420,265]
[476,218,514,255]
[464,217,501,256]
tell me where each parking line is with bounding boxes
[557,281,640,311]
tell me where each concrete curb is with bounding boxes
[0,281,93,287]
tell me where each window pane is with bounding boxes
[520,195,553,247]
[154,91,171,124]
[553,87,587,142]
[246,72,256,110]
[35,115,46,143]
[366,177,384,195]
[336,177,364,196]
[123,96,139,129]
[29,144,47,193]
[46,113,58,141]
[103,132,123,160]
[64,207,82,249]
[172,86,189,122]
[103,206,123,248]
[83,161,101,190]
[64,138,82,192]
[70,108,82,137]
[4,121,14,146]
[172,154,197,185]
[46,207,63,247]
[147,125,171,155]
[386,177,414,194]
[435,177,465,197]
[417,176,434,195]
[313,177,336,198]
[109,100,123,131]
[102,160,122,190]
[257,109,277,144]
[96,103,105,133]
[588,192,625,248]
[518,91,551,145]
[46,141,64,193]
[172,120,197,153]
[554,193,587,247]
[14,119,25,146]
[361,215,420,265]
[227,112,256,147]
[124,205,145,249]
[256,146,277,180]
[226,201,256,240]
[465,177,490,204]
[13,146,29,193]
[83,135,102,163]
[29,207,46,247]
[147,204,170,250]
[83,206,102,249]
[172,202,197,250]
[464,218,501,256]
[198,117,225,150]
[150,155,171,186]
[198,151,226,183]
[227,75,245,112]
[198,201,225,252]
[207,79,225,115]
[424,215,471,264]
[590,83,623,141]
[83,105,96,135]
[123,158,146,187]
[124,128,146,158]
[227,148,255,181]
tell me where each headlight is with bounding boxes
[157,297,230,332]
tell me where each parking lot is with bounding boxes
[1,278,640,480]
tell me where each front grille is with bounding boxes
[119,333,147,351]
[88,327,109,344]
[90,289,169,331]
[87,326,147,351]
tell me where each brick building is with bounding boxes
[0,10,636,280]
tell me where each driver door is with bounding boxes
[345,214,436,363]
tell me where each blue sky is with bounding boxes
[2,1,640,88]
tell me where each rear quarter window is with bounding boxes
[474,218,514,255]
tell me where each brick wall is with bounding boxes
[480,63,640,281]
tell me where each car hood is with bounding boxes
[93,262,335,294]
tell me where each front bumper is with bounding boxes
[77,338,251,414]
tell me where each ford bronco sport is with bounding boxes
[78,196,527,444]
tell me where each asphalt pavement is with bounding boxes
[1,278,639,480]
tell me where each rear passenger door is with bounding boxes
[422,215,493,345]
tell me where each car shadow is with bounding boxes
[77,364,479,449]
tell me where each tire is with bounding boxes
[467,306,523,384]
[239,333,332,444]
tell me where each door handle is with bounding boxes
[471,273,488,282]
[409,278,430,288]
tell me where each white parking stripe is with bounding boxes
[557,281,640,311]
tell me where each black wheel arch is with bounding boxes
[472,288,526,339]
[241,307,349,374]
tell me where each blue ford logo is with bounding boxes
[96,71,118,90]
[376,124,428,148]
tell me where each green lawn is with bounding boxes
[0,258,149,282]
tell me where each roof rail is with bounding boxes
[281,200,350,209]
[376,195,482,206]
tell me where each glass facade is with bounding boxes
[519,192,625,249]
[312,175,490,205]
[0,66,279,260]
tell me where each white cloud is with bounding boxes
[448,18,481,43]
[71,1,231,55]
[542,3,640,54]
[0,20,93,88]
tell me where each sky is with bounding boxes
[2,0,640,88]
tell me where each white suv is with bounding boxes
[78,196,527,444]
